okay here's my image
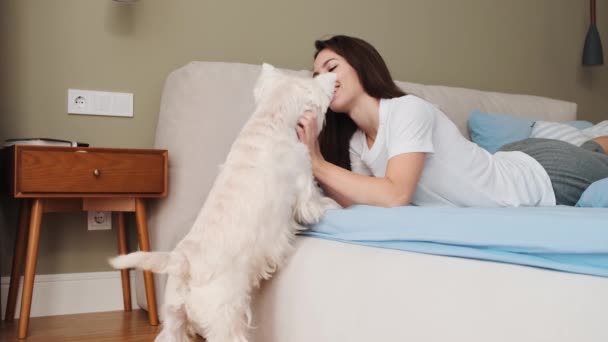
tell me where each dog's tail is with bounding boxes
[108,251,188,277]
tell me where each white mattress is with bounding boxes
[134,62,584,341]
[252,237,608,342]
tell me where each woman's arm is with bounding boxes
[297,111,425,207]
[592,136,608,153]
[313,152,425,207]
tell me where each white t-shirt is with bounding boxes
[349,95,556,207]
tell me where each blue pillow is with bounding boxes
[576,178,608,208]
[468,110,534,153]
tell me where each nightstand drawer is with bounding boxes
[14,146,167,196]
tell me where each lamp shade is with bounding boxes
[583,25,604,65]
[583,0,604,66]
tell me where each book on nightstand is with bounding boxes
[3,138,89,147]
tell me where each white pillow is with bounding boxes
[531,120,608,146]
[584,120,608,139]
[530,121,589,146]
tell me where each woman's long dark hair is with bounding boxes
[314,35,406,170]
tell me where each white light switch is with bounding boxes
[68,89,133,117]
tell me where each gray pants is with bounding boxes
[499,138,608,206]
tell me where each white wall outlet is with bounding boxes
[87,211,112,231]
[67,89,133,117]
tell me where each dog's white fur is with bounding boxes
[109,64,339,342]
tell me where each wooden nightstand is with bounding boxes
[1,145,168,339]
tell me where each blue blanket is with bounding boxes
[302,206,608,277]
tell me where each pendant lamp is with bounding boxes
[583,0,604,65]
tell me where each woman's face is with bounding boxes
[313,48,365,113]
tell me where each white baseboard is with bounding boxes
[1,271,139,319]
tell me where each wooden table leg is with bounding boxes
[5,200,30,322]
[134,198,159,326]
[17,198,44,339]
[115,212,132,311]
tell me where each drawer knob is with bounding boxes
[93,169,101,177]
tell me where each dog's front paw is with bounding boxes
[319,196,341,211]
[295,196,339,225]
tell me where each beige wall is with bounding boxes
[1,0,607,276]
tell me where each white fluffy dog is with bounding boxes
[109,64,339,342]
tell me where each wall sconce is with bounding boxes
[583,0,604,65]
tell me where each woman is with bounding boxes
[296,35,608,208]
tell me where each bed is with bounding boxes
[133,61,608,342]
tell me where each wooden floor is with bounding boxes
[0,310,204,341]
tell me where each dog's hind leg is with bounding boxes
[155,276,193,342]
[192,272,252,342]
[155,303,192,342]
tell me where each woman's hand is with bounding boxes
[297,110,324,166]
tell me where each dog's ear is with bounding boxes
[253,63,278,105]
[314,72,336,99]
